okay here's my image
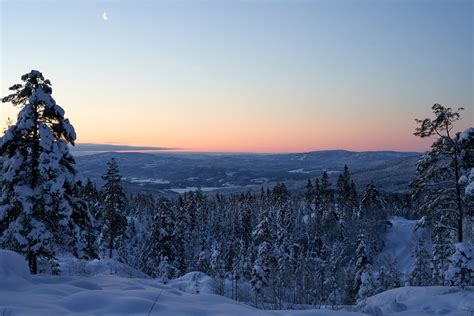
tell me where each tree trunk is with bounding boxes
[447,126,463,243]
[109,237,114,258]
[453,150,463,243]
[28,251,38,274]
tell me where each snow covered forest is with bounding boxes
[0,71,473,314]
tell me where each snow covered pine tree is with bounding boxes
[0,70,96,273]
[411,105,473,286]
[100,158,127,259]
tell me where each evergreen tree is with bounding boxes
[459,128,474,241]
[337,165,354,221]
[431,227,454,285]
[319,172,339,241]
[0,70,95,273]
[320,171,334,207]
[445,242,474,288]
[353,233,369,301]
[409,238,432,286]
[250,210,274,307]
[139,197,176,277]
[359,183,385,222]
[82,178,102,222]
[239,193,253,248]
[173,195,188,274]
[357,268,376,301]
[412,104,466,243]
[304,179,314,215]
[100,158,127,259]
[382,258,401,290]
[81,178,102,256]
[119,217,142,268]
[359,182,386,254]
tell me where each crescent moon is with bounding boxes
[103,12,108,21]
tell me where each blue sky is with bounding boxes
[1,0,472,152]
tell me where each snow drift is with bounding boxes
[1,250,473,315]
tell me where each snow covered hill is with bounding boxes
[0,250,362,315]
[1,250,474,315]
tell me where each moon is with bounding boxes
[103,12,108,21]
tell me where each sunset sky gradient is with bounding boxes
[1,0,472,153]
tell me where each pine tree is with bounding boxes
[359,182,386,255]
[445,242,474,288]
[100,158,127,259]
[210,242,226,295]
[353,233,369,301]
[173,195,188,274]
[320,171,334,207]
[337,165,354,222]
[239,193,253,248]
[81,178,102,256]
[357,268,376,301]
[319,172,339,241]
[359,183,385,222]
[119,217,141,268]
[431,226,454,285]
[323,265,338,306]
[304,179,314,215]
[0,70,95,273]
[412,104,466,243]
[459,128,474,241]
[250,210,274,307]
[82,178,102,222]
[383,258,401,290]
[409,237,432,286]
[314,178,322,216]
[139,197,176,277]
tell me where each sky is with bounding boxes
[1,0,472,153]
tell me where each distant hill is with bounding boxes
[75,150,421,196]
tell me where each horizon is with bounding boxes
[1,0,472,153]
[70,142,423,155]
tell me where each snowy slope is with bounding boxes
[2,250,474,315]
[0,250,362,316]
[376,217,423,282]
[167,271,218,294]
[358,286,474,315]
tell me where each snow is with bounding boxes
[459,127,473,142]
[358,286,474,315]
[125,177,170,185]
[58,256,149,278]
[465,169,474,197]
[0,250,364,315]
[376,217,424,283]
[251,177,270,184]
[288,168,312,174]
[1,244,473,315]
[167,271,217,294]
[170,187,221,194]
[0,250,31,290]
[445,242,474,287]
